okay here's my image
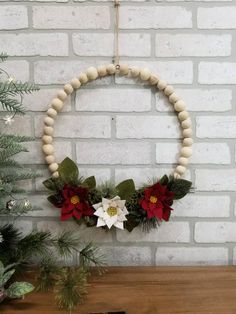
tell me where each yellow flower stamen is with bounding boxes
[70,195,80,205]
[107,206,118,217]
[150,196,158,204]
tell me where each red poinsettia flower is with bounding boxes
[140,182,175,221]
[60,184,93,221]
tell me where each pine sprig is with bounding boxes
[0,81,39,96]
[37,257,59,292]
[80,242,106,272]
[0,53,7,62]
[52,231,80,258]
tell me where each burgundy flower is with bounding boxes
[140,182,174,221]
[60,184,93,221]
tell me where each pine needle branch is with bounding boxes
[52,231,80,258]
[80,242,106,273]
[0,53,7,62]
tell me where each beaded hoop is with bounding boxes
[42,63,193,179]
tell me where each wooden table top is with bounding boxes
[1,266,236,314]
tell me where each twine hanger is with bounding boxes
[114,0,120,69]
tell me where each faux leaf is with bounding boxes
[43,178,58,191]
[0,261,4,276]
[0,269,15,286]
[168,179,192,200]
[159,175,169,186]
[6,282,34,298]
[125,215,139,232]
[83,176,96,190]
[116,179,135,201]
[47,194,63,207]
[58,157,79,185]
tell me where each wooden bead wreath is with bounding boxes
[42,63,193,232]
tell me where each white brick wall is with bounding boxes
[2,0,236,266]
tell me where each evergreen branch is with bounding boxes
[0,134,34,144]
[37,257,59,292]
[52,231,80,258]
[80,243,106,273]
[0,95,25,115]
[0,159,23,169]
[0,145,28,162]
[1,170,40,183]
[0,53,7,62]
[0,81,39,96]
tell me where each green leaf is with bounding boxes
[116,179,135,201]
[83,176,96,190]
[124,215,139,232]
[0,269,15,286]
[159,175,169,186]
[168,179,192,200]
[6,282,34,298]
[58,157,79,185]
[0,261,4,276]
[47,194,63,207]
[43,178,57,191]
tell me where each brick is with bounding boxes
[24,89,71,112]
[15,141,72,165]
[14,221,33,236]
[156,89,232,112]
[33,6,110,29]
[120,6,192,29]
[0,34,68,57]
[199,62,236,84]
[117,222,190,243]
[156,34,231,57]
[97,247,152,266]
[173,195,230,218]
[37,221,112,243]
[34,115,111,138]
[195,222,236,243]
[0,116,31,135]
[115,168,191,187]
[155,247,228,266]
[0,6,28,30]
[198,7,236,29]
[116,61,193,84]
[73,33,151,57]
[156,143,231,164]
[195,169,236,191]
[116,116,181,139]
[1,61,29,82]
[76,88,151,112]
[26,195,59,217]
[196,116,236,138]
[76,142,151,165]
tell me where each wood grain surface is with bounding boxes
[1,267,236,314]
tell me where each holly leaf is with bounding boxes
[43,178,63,191]
[47,194,63,207]
[159,175,169,186]
[125,215,139,232]
[168,179,192,200]
[58,157,79,185]
[116,179,135,201]
[83,176,96,190]
[6,282,34,298]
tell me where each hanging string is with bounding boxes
[114,0,120,68]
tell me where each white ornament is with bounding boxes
[181,147,192,158]
[51,98,63,111]
[49,163,59,172]
[93,196,129,230]
[64,84,74,95]
[164,85,174,96]
[44,116,54,126]
[130,66,140,77]
[169,93,180,104]
[140,68,151,81]
[52,171,59,179]
[157,80,167,90]
[86,67,98,80]
[57,90,67,101]
[44,126,54,136]
[8,76,16,83]
[119,64,129,75]
[42,135,53,144]
[47,108,57,118]
[78,73,88,84]
[178,157,189,166]
[176,165,186,175]
[97,65,107,77]
[149,75,159,85]
[71,78,81,89]
[174,100,186,112]
[106,64,116,74]
[3,115,14,126]
[183,138,193,146]
[183,128,193,138]
[45,155,55,164]
[42,144,54,155]
[181,118,191,129]
[178,111,189,121]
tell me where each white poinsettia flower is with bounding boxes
[93,196,129,230]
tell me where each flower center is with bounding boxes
[107,206,118,217]
[70,195,80,205]
[150,196,158,204]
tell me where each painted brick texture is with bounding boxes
[1,0,236,266]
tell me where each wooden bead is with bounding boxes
[71,78,81,89]
[79,73,88,84]
[164,85,174,96]
[44,126,54,136]
[47,108,57,118]
[106,64,116,74]
[181,147,192,158]
[140,68,151,81]
[42,135,53,144]
[174,100,186,112]
[130,66,140,78]
[178,157,189,166]
[176,165,186,175]
[86,67,98,80]
[49,163,59,172]
[149,75,159,85]
[44,116,54,126]
[45,155,55,164]
[51,98,63,111]
[183,128,193,138]
[64,84,73,95]
[52,171,59,179]
[157,80,167,90]
[57,90,67,101]
[42,144,54,155]
[119,64,129,75]
[178,111,189,121]
[173,172,181,179]
[183,138,193,146]
[97,65,107,77]
[181,118,191,129]
[169,93,180,104]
